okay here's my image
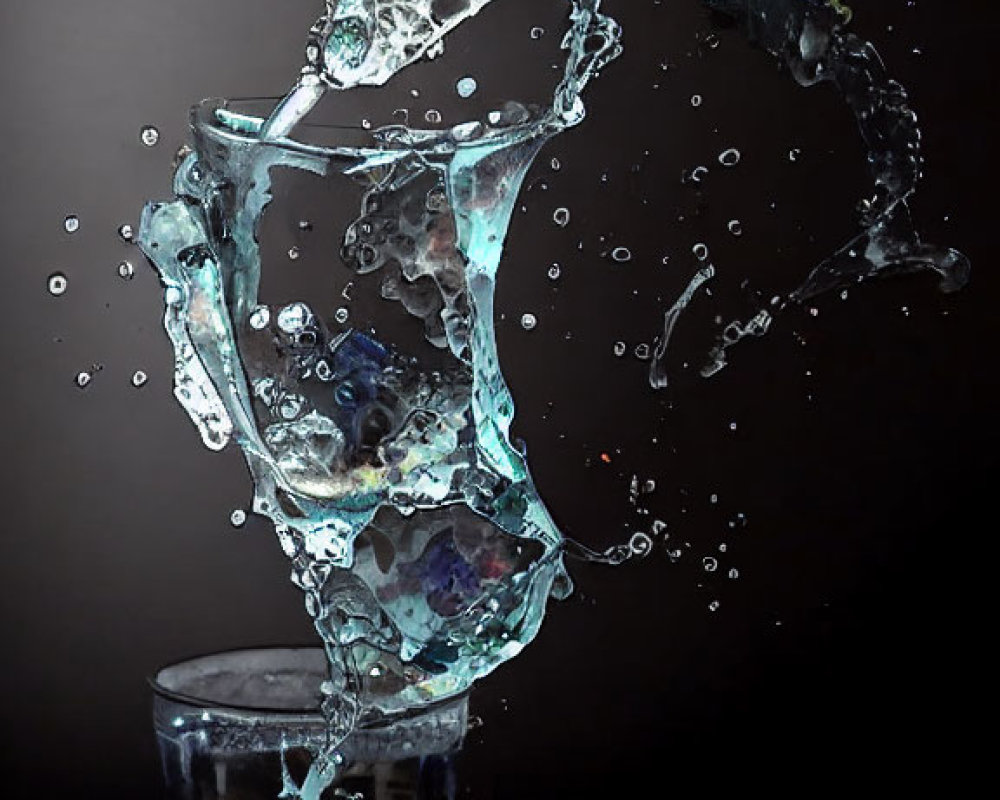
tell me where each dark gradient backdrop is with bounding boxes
[1,0,996,796]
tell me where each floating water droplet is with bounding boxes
[335,307,350,324]
[287,246,301,261]
[117,261,135,280]
[230,509,247,528]
[131,370,148,388]
[118,223,134,242]
[718,147,741,167]
[249,305,270,330]
[690,94,703,107]
[140,125,160,147]
[547,264,561,280]
[75,371,92,389]
[692,242,710,261]
[424,109,442,124]
[613,341,627,357]
[530,26,545,39]
[520,313,537,331]
[703,556,719,572]
[47,272,68,296]
[552,207,571,227]
[727,219,743,236]
[611,246,632,263]
[64,215,80,234]
[456,77,478,98]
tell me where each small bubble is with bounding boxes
[456,77,478,98]
[47,272,68,296]
[360,118,372,130]
[634,343,651,360]
[287,246,301,261]
[553,207,571,227]
[642,479,656,493]
[613,341,627,357]
[788,148,802,162]
[703,556,718,572]
[140,125,160,147]
[727,219,743,236]
[335,307,350,324]
[708,600,721,612]
[131,370,148,388]
[548,264,561,280]
[118,223,135,242]
[230,509,247,528]
[629,532,653,557]
[728,568,740,580]
[520,313,537,331]
[249,305,270,330]
[64,215,80,234]
[611,247,632,263]
[298,219,313,231]
[729,421,737,431]
[117,261,135,280]
[550,157,561,171]
[74,371,92,389]
[710,493,719,504]
[692,242,709,261]
[424,109,442,124]
[530,26,545,39]
[718,147,741,167]
[690,94,703,107]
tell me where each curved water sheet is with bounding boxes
[138,1,621,795]
[651,0,971,387]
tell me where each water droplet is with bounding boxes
[47,272,68,296]
[727,219,743,236]
[550,157,561,171]
[692,242,710,261]
[690,94,703,107]
[230,509,247,528]
[118,223,134,242]
[710,493,719,504]
[140,125,160,147]
[729,421,738,431]
[611,246,632,263]
[298,219,313,231]
[424,109,442,125]
[613,341,626,357]
[249,305,270,330]
[703,556,719,572]
[530,26,545,39]
[287,246,301,261]
[689,165,709,183]
[629,532,653,557]
[553,207,571,227]
[520,313,537,331]
[634,343,651,360]
[728,568,740,580]
[456,77,478,98]
[75,371,92,389]
[548,264,561,280]
[643,479,656,493]
[117,261,135,280]
[708,600,721,612]
[335,307,350,324]
[131,370,148,388]
[788,148,802,162]
[64,215,80,234]
[718,147,741,167]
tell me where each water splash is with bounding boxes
[139,1,621,795]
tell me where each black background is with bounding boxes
[1,0,996,796]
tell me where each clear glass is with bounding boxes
[150,647,468,799]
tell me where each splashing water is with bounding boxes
[138,1,621,795]
[135,1,969,796]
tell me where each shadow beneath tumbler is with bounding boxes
[150,647,467,799]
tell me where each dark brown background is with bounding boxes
[0,0,995,796]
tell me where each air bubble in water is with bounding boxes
[634,343,651,360]
[64,215,80,233]
[613,341,627,357]
[118,223,134,242]
[727,219,743,236]
[530,26,545,39]
[75,371,92,389]
[47,272,68,296]
[703,556,718,572]
[117,261,135,280]
[425,109,442,124]
[335,307,350,324]
[550,157,561,171]
[288,246,301,261]
[249,305,270,330]
[629,532,653,557]
[230,509,247,528]
[548,264,561,280]
[131,370,148,388]
[611,247,632,263]
[140,125,160,147]
[728,568,740,580]
[708,600,721,612]
[520,313,537,331]
[690,94,703,107]
[692,242,710,261]
[718,148,741,167]
[456,77,478,98]
[788,148,802,162]
[553,207,570,227]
